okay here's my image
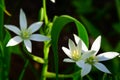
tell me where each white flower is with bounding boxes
[74,34,119,77]
[50,0,55,3]
[62,36,94,66]
[4,9,50,53]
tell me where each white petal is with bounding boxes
[4,25,21,35]
[73,34,88,51]
[50,0,55,3]
[62,47,72,58]
[73,34,79,44]
[97,52,119,61]
[6,36,22,47]
[24,40,32,53]
[81,50,95,60]
[30,34,50,41]
[91,36,101,55]
[28,22,43,33]
[63,58,75,63]
[20,9,27,30]
[94,62,111,74]
[76,60,85,68]
[81,63,92,77]
[77,40,82,54]
[68,39,76,52]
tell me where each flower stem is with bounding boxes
[18,60,29,80]
[43,0,48,25]
[40,41,51,80]
[46,72,73,78]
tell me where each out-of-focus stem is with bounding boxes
[40,41,51,80]
[43,0,48,25]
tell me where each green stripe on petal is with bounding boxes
[68,39,76,52]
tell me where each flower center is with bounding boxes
[21,29,31,39]
[71,50,80,61]
[86,56,98,64]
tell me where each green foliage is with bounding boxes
[72,0,93,14]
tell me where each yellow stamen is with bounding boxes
[71,50,80,61]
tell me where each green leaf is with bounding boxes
[0,0,4,40]
[80,16,113,51]
[51,15,89,79]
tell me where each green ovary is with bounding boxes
[21,30,31,39]
[86,56,98,64]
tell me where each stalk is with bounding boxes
[40,41,51,80]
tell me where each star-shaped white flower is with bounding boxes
[4,9,50,53]
[50,0,55,3]
[74,34,119,77]
[62,36,94,66]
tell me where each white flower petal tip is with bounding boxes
[81,64,92,77]
[62,47,71,58]
[50,0,55,3]
[24,40,32,53]
[91,35,101,55]
[73,34,88,51]
[6,36,22,47]
[94,63,111,74]
[63,58,75,63]
[73,34,80,44]
[97,52,119,61]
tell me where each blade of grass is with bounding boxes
[115,0,120,21]
[0,0,4,40]
[18,60,29,80]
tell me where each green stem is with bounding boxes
[18,60,29,80]
[86,75,93,80]
[46,72,73,78]
[102,73,107,80]
[45,70,81,79]
[43,0,48,25]
[40,41,51,80]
